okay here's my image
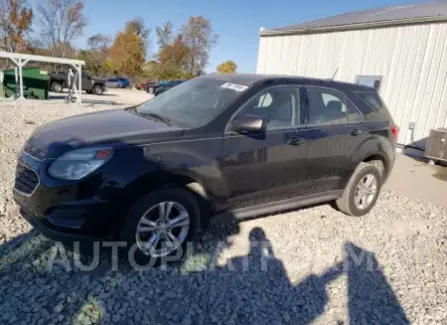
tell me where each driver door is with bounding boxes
[220,85,312,210]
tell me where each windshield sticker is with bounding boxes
[221,82,248,92]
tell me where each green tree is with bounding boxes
[181,16,218,75]
[217,60,237,74]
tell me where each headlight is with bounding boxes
[48,147,113,180]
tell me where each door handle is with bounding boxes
[287,137,306,146]
[350,128,362,136]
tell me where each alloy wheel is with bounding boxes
[354,173,378,210]
[135,201,190,257]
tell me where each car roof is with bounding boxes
[200,73,374,91]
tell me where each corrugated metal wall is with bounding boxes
[257,23,447,146]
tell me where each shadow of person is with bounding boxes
[0,219,411,325]
[345,242,410,325]
[206,227,343,325]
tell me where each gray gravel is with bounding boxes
[1,92,447,325]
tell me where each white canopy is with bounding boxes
[0,51,85,103]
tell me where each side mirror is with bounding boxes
[230,114,266,134]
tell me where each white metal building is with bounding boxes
[257,1,447,149]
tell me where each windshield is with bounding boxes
[136,77,247,128]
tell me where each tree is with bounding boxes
[109,18,149,76]
[78,33,110,76]
[217,60,237,74]
[154,35,191,80]
[37,0,87,57]
[155,21,173,50]
[124,17,149,57]
[0,0,33,52]
[181,16,218,75]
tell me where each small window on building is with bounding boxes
[356,76,382,90]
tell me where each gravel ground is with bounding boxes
[1,91,447,325]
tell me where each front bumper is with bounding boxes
[13,152,121,243]
[18,206,105,245]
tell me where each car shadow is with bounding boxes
[0,210,410,325]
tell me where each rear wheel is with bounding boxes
[335,162,381,216]
[92,85,104,95]
[120,188,200,266]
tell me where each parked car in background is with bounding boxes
[118,78,131,88]
[147,80,185,96]
[14,74,397,264]
[49,71,106,95]
[106,77,130,89]
[136,80,156,90]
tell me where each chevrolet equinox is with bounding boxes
[13,74,397,262]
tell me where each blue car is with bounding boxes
[118,78,130,88]
[106,77,130,88]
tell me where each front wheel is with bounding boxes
[335,162,382,216]
[120,188,201,266]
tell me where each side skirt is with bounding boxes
[216,190,344,220]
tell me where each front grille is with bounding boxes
[14,164,39,195]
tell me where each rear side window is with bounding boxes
[305,87,362,125]
[354,91,393,122]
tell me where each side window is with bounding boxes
[354,90,393,122]
[306,88,362,125]
[233,87,300,130]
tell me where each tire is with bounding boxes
[335,162,382,217]
[51,82,63,93]
[119,188,201,266]
[369,159,385,182]
[92,85,104,95]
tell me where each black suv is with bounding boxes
[14,74,397,262]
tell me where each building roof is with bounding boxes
[261,1,447,36]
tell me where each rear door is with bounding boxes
[302,86,367,191]
[220,85,312,210]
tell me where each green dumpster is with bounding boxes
[3,67,49,100]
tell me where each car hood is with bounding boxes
[27,109,184,158]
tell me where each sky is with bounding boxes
[31,0,426,73]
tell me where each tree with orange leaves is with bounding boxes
[0,0,33,52]
[217,60,237,74]
[109,18,149,76]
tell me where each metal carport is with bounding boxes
[0,51,85,103]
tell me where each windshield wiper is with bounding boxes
[139,112,172,126]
